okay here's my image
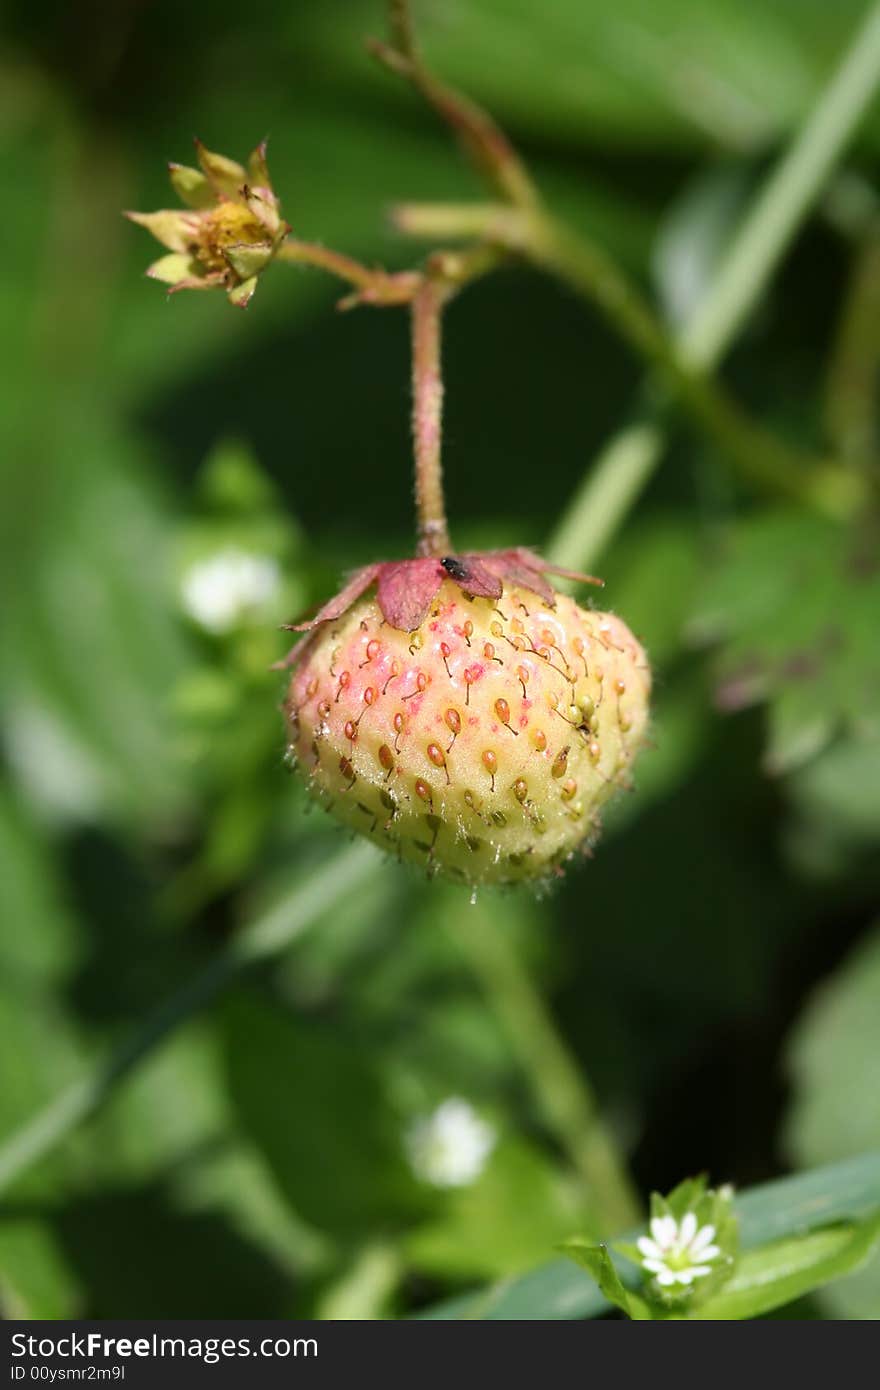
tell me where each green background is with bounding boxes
[1,0,879,1318]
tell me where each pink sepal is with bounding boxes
[284,563,381,633]
[377,558,444,631]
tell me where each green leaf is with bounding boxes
[0,790,83,985]
[0,1219,81,1318]
[298,0,880,154]
[599,516,703,665]
[49,1180,294,1318]
[405,1140,593,1280]
[787,735,880,859]
[3,436,192,832]
[785,928,880,1317]
[688,511,880,774]
[786,930,880,1176]
[560,1240,646,1318]
[689,1214,880,1319]
[221,991,427,1238]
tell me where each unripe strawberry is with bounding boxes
[281,550,650,887]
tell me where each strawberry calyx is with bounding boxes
[279,548,603,665]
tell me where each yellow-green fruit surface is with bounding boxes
[286,581,650,885]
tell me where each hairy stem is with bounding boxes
[411,277,452,556]
[276,239,420,305]
[369,27,536,210]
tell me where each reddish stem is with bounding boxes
[411,279,451,557]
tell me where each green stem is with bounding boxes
[681,1,880,372]
[548,417,661,572]
[446,904,640,1235]
[824,219,880,475]
[528,213,861,521]
[549,0,880,567]
[0,843,379,1194]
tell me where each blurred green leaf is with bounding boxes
[49,1179,294,1317]
[689,511,880,774]
[785,927,880,1317]
[221,991,427,1238]
[298,0,878,154]
[785,734,880,871]
[0,790,83,985]
[601,515,703,666]
[0,988,89,1200]
[86,1024,229,1186]
[0,1219,80,1319]
[787,929,880,1166]
[405,1139,592,1280]
[3,442,193,833]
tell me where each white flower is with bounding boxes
[405,1098,496,1189]
[181,548,280,633]
[637,1211,722,1288]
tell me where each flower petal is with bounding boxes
[167,271,225,294]
[655,1270,677,1286]
[694,1246,720,1262]
[146,252,199,285]
[641,1259,666,1274]
[678,1212,697,1247]
[248,139,273,190]
[637,1237,663,1260]
[194,139,247,198]
[650,1215,676,1249]
[227,275,259,309]
[125,209,195,252]
[690,1265,712,1279]
[168,162,214,209]
[690,1224,717,1255]
[244,186,282,236]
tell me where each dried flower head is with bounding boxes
[126,140,289,308]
